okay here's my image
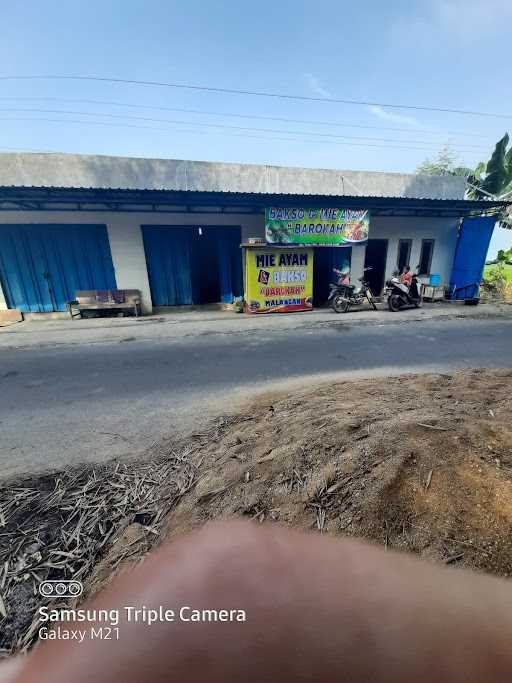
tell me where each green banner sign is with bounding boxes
[265,208,370,246]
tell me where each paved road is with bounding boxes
[1,316,511,478]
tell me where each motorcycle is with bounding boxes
[328,267,378,313]
[386,270,422,311]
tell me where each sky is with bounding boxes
[0,0,511,255]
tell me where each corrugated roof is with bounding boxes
[0,153,467,200]
[2,186,505,218]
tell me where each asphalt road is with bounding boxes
[1,316,512,479]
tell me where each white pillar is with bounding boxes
[106,218,153,314]
[0,279,7,310]
[384,237,398,283]
[410,240,423,274]
[351,244,366,282]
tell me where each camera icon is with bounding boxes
[39,580,83,598]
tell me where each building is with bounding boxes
[0,153,504,315]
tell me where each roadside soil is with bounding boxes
[161,367,512,574]
[1,368,512,654]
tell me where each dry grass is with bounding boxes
[0,453,197,655]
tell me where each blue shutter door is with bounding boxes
[0,224,116,312]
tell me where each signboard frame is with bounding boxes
[265,207,370,246]
[244,246,314,314]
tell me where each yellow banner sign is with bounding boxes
[245,248,314,314]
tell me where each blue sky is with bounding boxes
[0,0,511,254]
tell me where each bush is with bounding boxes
[482,262,512,301]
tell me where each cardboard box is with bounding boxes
[0,309,23,324]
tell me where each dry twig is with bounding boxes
[0,453,197,655]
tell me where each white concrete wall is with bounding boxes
[106,217,152,314]
[0,211,264,313]
[131,212,263,243]
[350,244,366,282]
[369,216,460,285]
[0,211,459,313]
[241,215,459,286]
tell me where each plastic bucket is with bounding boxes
[429,274,441,286]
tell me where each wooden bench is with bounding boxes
[68,290,142,319]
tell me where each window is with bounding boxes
[419,239,435,275]
[397,239,412,273]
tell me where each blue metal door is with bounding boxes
[0,224,116,312]
[450,217,496,298]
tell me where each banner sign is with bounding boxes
[265,208,369,246]
[245,248,313,314]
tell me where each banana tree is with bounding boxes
[467,134,512,227]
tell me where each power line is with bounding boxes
[0,116,483,154]
[0,75,510,119]
[0,116,486,154]
[0,96,491,139]
[0,108,490,150]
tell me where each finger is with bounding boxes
[0,657,24,683]
[14,521,512,683]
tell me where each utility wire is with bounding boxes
[0,116,487,154]
[0,96,491,139]
[0,75,510,119]
[0,108,490,149]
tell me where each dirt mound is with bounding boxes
[163,369,512,575]
[1,369,512,655]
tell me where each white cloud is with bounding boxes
[305,73,332,99]
[435,0,512,34]
[392,0,512,45]
[367,105,420,127]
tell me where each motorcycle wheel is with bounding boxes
[332,295,350,313]
[388,294,402,312]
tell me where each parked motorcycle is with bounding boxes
[328,267,378,313]
[386,270,422,311]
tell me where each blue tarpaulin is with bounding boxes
[313,246,352,305]
[142,225,243,306]
[0,224,116,312]
[450,216,496,299]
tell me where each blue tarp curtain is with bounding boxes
[313,246,352,305]
[143,225,243,306]
[450,217,496,299]
[0,224,116,312]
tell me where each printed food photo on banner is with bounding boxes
[265,208,370,246]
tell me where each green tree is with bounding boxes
[467,134,512,199]
[416,146,471,177]
[417,136,512,228]
[466,134,512,228]
[497,247,512,263]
